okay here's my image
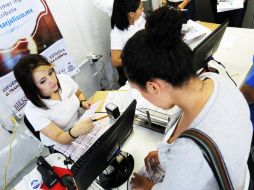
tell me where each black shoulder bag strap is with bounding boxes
[179,128,234,190]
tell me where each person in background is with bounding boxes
[162,0,195,20]
[122,7,252,190]
[111,0,145,86]
[13,54,94,147]
[211,0,249,27]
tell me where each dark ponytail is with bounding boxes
[122,7,196,88]
[111,0,141,30]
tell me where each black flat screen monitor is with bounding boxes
[71,100,137,190]
[192,20,229,71]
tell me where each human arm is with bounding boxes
[40,118,93,144]
[241,84,254,104]
[240,64,254,104]
[76,89,92,109]
[131,173,154,190]
[111,50,122,67]
[144,151,160,169]
[178,0,191,9]
[110,27,124,67]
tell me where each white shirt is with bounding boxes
[24,74,80,146]
[153,73,252,190]
[110,14,146,50]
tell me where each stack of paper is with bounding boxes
[182,20,211,45]
[78,101,101,121]
[53,120,111,161]
[139,164,165,183]
[217,0,244,12]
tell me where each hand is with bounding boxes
[131,173,154,190]
[178,3,185,10]
[81,100,92,110]
[144,151,160,170]
[161,0,168,6]
[72,118,94,136]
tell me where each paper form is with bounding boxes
[79,101,101,121]
[53,120,111,161]
[129,164,165,188]
[217,0,243,12]
[101,91,138,112]
[101,89,179,118]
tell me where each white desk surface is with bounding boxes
[209,27,254,87]
[14,27,254,190]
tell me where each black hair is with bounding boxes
[111,0,141,30]
[122,7,196,88]
[13,54,59,109]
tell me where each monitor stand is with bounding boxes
[204,65,219,74]
[202,57,219,74]
[98,151,134,189]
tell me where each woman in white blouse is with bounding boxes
[110,0,145,86]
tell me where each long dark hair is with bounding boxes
[122,7,196,88]
[13,54,59,109]
[111,0,141,30]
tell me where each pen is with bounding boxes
[92,115,108,122]
[147,160,153,182]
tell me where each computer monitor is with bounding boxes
[192,20,229,71]
[71,100,137,190]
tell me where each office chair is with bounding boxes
[24,115,41,141]
[24,115,61,154]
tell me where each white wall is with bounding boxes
[0,0,116,186]
[46,0,117,87]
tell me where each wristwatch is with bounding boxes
[80,99,87,107]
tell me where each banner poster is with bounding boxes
[0,0,79,118]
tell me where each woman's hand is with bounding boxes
[131,173,154,190]
[81,100,92,110]
[178,3,185,10]
[72,118,94,136]
[144,151,160,170]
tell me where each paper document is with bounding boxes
[182,20,211,44]
[79,101,101,121]
[133,88,177,116]
[53,120,111,161]
[139,164,165,183]
[217,0,243,12]
[103,89,178,121]
[101,91,138,112]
